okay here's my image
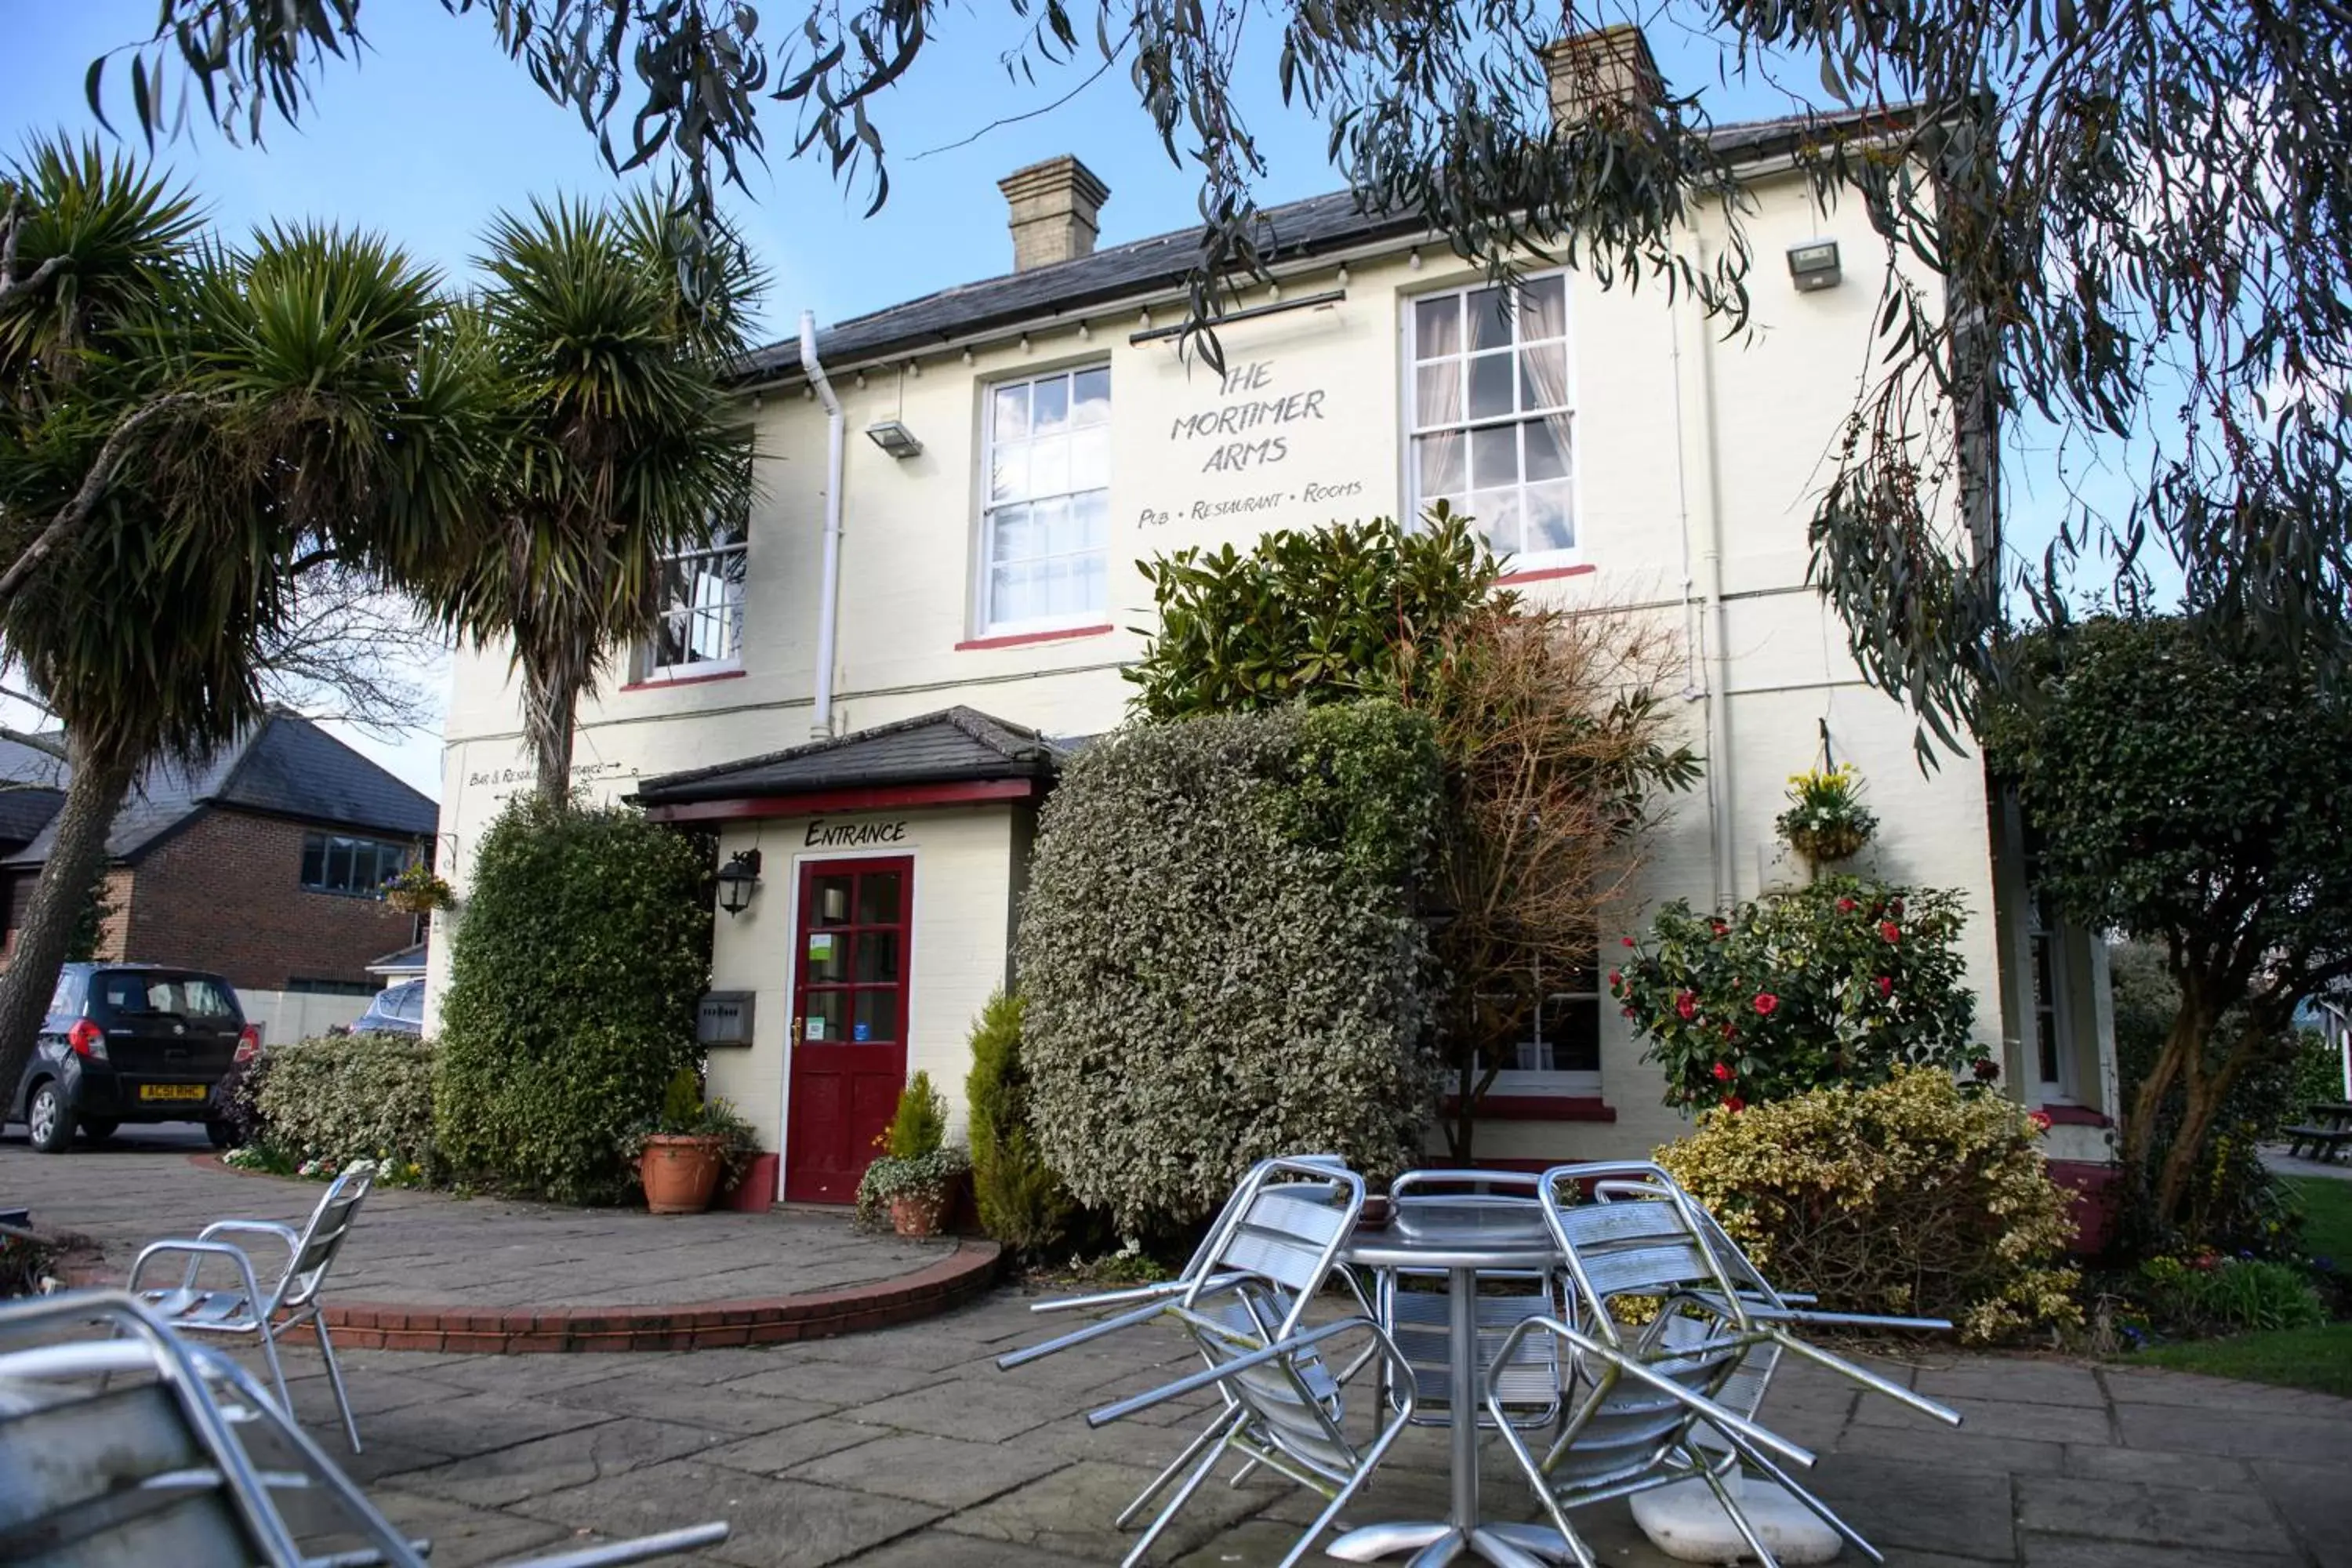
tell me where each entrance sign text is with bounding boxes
[804,818,910,848]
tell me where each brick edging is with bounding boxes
[323,1238,1003,1353]
[180,1153,1005,1352]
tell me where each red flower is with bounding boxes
[1879,921,1901,944]
[1724,1096,1747,1113]
[1622,935,1637,947]
[1607,969,1623,990]
[1836,898,1857,913]
[1721,1022,1737,1041]
[1752,993,1779,1017]
[1621,1006,1636,1019]
[1711,1062,1732,1083]
[1973,1058,2002,1081]
[1710,920,1729,938]
[2027,1110,2053,1133]
[1675,991,1698,1021]
[1875,975,1893,999]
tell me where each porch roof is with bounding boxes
[632,706,1063,818]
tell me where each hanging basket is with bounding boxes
[1784,822,1871,866]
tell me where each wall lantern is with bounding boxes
[1787,239,1842,292]
[865,419,924,459]
[715,848,763,916]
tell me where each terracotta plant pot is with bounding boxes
[888,1187,949,1237]
[640,1134,725,1214]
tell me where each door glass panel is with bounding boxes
[855,931,902,984]
[804,991,847,1043]
[855,873,903,927]
[812,876,852,926]
[852,989,898,1044]
[804,931,846,982]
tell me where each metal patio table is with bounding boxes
[1328,1196,1569,1566]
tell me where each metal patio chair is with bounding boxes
[1374,1169,1565,1431]
[997,1156,1382,1547]
[1479,1163,1964,1568]
[0,1290,728,1568]
[126,1163,375,1452]
[1076,1158,1419,1568]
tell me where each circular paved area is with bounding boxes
[4,1126,996,1350]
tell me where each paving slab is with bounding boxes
[510,1460,945,1568]
[786,1432,1075,1509]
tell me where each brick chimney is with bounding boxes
[997,155,1111,272]
[1537,23,1664,130]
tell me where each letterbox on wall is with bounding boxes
[697,991,756,1047]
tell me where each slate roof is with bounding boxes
[634,706,1061,806]
[366,941,430,975]
[0,787,64,850]
[739,103,1921,379]
[2,710,440,869]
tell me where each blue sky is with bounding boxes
[2,5,2097,794]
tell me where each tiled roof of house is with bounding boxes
[740,104,1918,379]
[1,710,439,868]
[634,706,1062,805]
[0,787,64,850]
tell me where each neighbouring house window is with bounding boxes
[2028,889,2075,1099]
[300,833,413,897]
[644,520,748,679]
[1497,947,1602,1093]
[1406,273,1576,562]
[981,365,1111,633]
[288,978,379,996]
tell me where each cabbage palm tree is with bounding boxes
[0,139,488,1113]
[419,194,760,807]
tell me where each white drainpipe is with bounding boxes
[800,310,846,740]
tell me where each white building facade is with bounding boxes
[430,35,2121,1214]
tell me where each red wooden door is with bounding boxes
[785,856,913,1203]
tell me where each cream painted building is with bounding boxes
[431,31,2121,1211]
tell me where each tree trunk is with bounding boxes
[2154,1018,2269,1222]
[0,742,136,1105]
[2120,1003,2198,1195]
[520,653,581,808]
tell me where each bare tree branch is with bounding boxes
[0,393,201,608]
[0,191,68,310]
[256,565,448,739]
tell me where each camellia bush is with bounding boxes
[1658,1069,2083,1342]
[1018,700,1443,1236]
[252,1035,441,1183]
[435,795,712,1203]
[1612,874,1986,1114]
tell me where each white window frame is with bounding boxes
[1403,271,1580,569]
[640,521,748,683]
[2028,891,2078,1103]
[1488,952,1603,1097]
[976,365,1112,637]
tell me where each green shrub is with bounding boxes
[2139,1255,2328,1334]
[964,990,1073,1257]
[434,795,712,1203]
[1613,874,1986,1114]
[1657,1069,2083,1342]
[886,1071,948,1159]
[1018,699,1443,1236]
[252,1035,439,1181]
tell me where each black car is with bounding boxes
[350,978,425,1036]
[7,963,258,1153]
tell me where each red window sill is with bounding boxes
[2037,1104,2111,1128]
[955,623,1116,652]
[1441,1094,1617,1123]
[1501,564,1596,585]
[617,669,747,693]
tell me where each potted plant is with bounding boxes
[1775,763,1878,867]
[383,860,455,915]
[855,1073,968,1237]
[630,1068,762,1214]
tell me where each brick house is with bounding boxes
[0,711,437,996]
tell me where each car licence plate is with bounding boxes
[138,1083,210,1102]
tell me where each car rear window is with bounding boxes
[94,971,238,1020]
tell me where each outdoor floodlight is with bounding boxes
[716,848,764,916]
[1787,240,1842,292]
[866,419,924,459]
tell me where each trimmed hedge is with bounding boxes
[1658,1069,2083,1342]
[434,795,712,1203]
[1018,700,1444,1236]
[252,1034,440,1181]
